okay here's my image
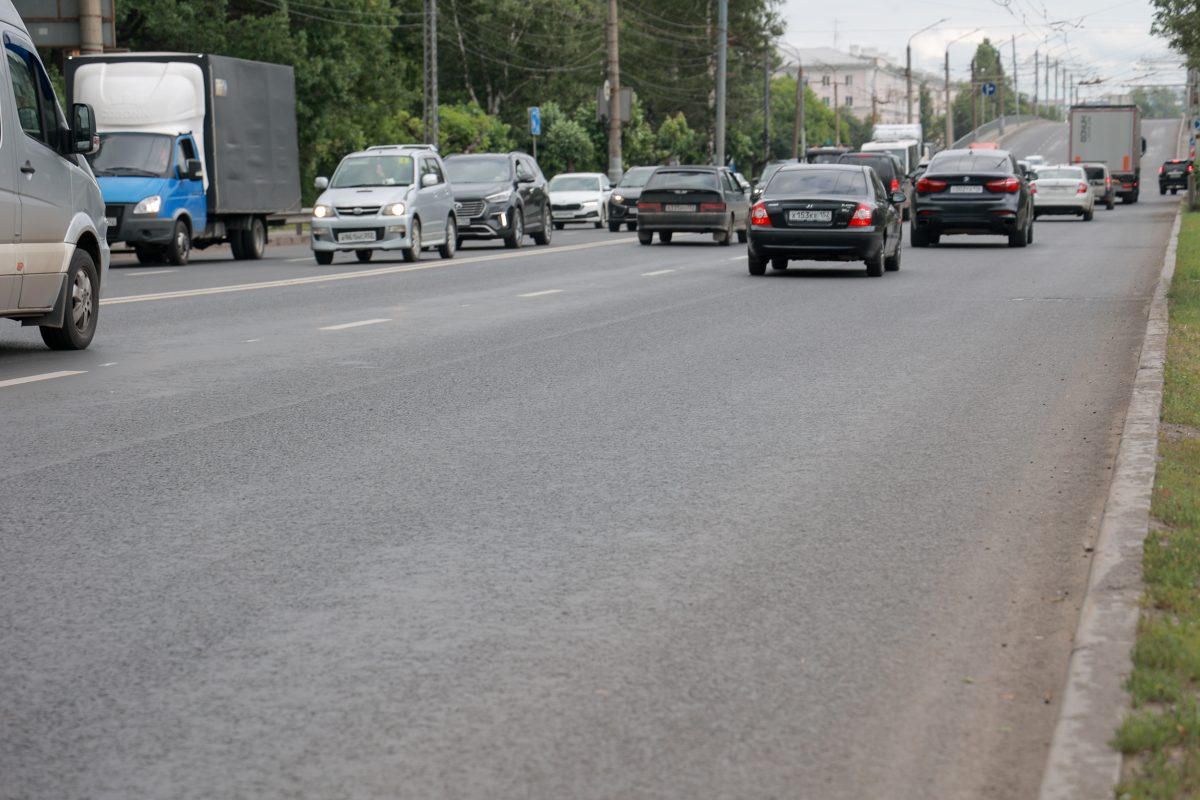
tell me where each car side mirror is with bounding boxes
[421,173,438,188]
[315,176,329,190]
[1141,137,1148,155]
[518,175,536,184]
[890,191,907,205]
[182,159,203,181]
[69,103,97,155]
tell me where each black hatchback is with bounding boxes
[1159,159,1193,195]
[747,164,905,277]
[911,148,1033,248]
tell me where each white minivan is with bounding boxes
[0,0,108,349]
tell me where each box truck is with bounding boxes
[65,53,301,265]
[1069,104,1146,204]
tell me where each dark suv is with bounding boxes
[607,166,655,232]
[444,152,552,248]
[1159,159,1193,195]
[837,152,910,219]
[911,148,1033,248]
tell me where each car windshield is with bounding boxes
[549,175,601,192]
[768,169,868,196]
[618,168,654,188]
[445,157,511,184]
[331,155,414,188]
[930,153,1010,173]
[88,132,174,178]
[807,153,843,164]
[1035,168,1084,180]
[644,170,717,190]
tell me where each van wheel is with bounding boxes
[439,217,457,259]
[314,251,334,265]
[355,249,373,262]
[40,249,99,351]
[237,217,266,260]
[167,219,191,265]
[402,220,422,262]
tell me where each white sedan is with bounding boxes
[549,172,612,229]
[1031,165,1095,221]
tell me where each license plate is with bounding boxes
[337,231,376,243]
[104,216,116,227]
[1170,171,1182,177]
[949,185,983,194]
[664,204,694,212]
[787,209,832,223]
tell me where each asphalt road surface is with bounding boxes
[0,119,1182,799]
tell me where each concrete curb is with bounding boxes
[1037,204,1182,799]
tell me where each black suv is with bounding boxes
[608,166,655,231]
[837,152,910,220]
[1159,159,1193,195]
[444,152,552,248]
[911,148,1032,248]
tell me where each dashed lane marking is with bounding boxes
[642,269,677,276]
[518,289,565,298]
[122,269,177,277]
[0,370,86,389]
[319,318,392,331]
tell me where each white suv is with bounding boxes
[311,144,457,265]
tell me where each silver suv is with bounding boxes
[311,144,456,265]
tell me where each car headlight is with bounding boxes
[612,194,625,204]
[382,202,406,216]
[312,204,332,219]
[133,195,162,215]
[485,190,512,204]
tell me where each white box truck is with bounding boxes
[1069,104,1146,204]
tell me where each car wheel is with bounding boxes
[1009,222,1029,248]
[503,209,524,249]
[659,231,673,244]
[134,245,162,265]
[930,233,941,245]
[884,241,901,271]
[533,207,552,245]
[771,257,787,270]
[627,222,636,231]
[355,249,373,262]
[1107,197,1115,210]
[715,216,733,246]
[1172,188,1179,196]
[40,249,99,351]
[748,251,766,276]
[167,219,191,266]
[595,207,605,229]
[737,227,748,243]
[910,225,929,248]
[865,245,884,277]
[439,217,457,259]
[1083,208,1094,222]
[402,219,422,262]
[239,217,266,260]
[638,230,653,245]
[608,220,620,233]
[1027,218,1034,244]
[314,251,334,265]
[1161,187,1167,196]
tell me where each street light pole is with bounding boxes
[944,29,981,147]
[907,18,948,124]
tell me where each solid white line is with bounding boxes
[99,362,117,367]
[642,269,677,276]
[123,269,177,277]
[0,370,85,389]
[102,239,630,306]
[243,339,261,343]
[517,289,564,298]
[729,256,744,261]
[319,318,391,331]
[287,257,314,262]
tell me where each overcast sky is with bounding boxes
[780,0,1184,99]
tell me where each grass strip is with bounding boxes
[1117,209,1200,798]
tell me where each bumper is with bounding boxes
[552,207,601,224]
[748,227,883,260]
[311,217,412,252]
[105,204,176,245]
[455,205,515,240]
[1034,195,1090,215]
[912,199,1022,235]
[609,202,637,221]
[638,210,728,233]
[1160,177,1187,189]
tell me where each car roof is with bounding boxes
[552,172,606,178]
[656,165,721,172]
[778,163,868,172]
[934,148,1013,159]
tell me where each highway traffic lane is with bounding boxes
[1002,120,1071,163]
[0,183,1181,796]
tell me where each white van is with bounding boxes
[861,139,920,176]
[0,0,107,350]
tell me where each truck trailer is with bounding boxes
[65,53,301,265]
[1069,104,1145,204]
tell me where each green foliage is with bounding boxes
[1133,86,1183,119]
[656,112,704,164]
[1152,0,1200,69]
[538,101,595,174]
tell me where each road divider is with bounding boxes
[102,238,631,307]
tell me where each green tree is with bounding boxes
[1132,86,1182,118]
[1152,0,1200,68]
[656,112,703,164]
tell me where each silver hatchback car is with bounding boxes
[310,144,457,265]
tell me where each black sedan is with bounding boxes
[607,166,656,231]
[746,164,905,277]
[636,166,750,245]
[910,149,1032,248]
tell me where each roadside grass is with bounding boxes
[1117,210,1200,798]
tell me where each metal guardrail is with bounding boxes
[269,208,312,235]
[951,114,1042,149]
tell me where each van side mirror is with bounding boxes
[1141,137,1148,155]
[421,172,438,187]
[183,159,203,181]
[315,176,329,190]
[69,103,97,155]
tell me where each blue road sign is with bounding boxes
[529,106,542,137]
[1193,118,1199,131]
[981,82,997,97]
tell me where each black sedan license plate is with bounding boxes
[788,209,832,223]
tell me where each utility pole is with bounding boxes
[792,61,805,158]
[834,75,841,146]
[714,0,728,167]
[763,39,771,165]
[430,0,439,145]
[606,0,622,183]
[1011,36,1018,116]
[970,58,977,133]
[1033,49,1039,117]
[80,0,103,54]
[944,50,952,146]
[1053,60,1059,117]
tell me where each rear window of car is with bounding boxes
[1035,168,1085,180]
[838,154,895,175]
[644,170,718,191]
[1081,166,1105,180]
[617,167,655,188]
[929,152,1011,173]
[767,169,868,196]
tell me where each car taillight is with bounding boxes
[985,176,1021,193]
[699,202,727,212]
[847,203,873,227]
[1106,177,1111,187]
[1190,164,1195,173]
[1077,182,1090,194]
[916,177,946,193]
[1030,183,1037,195]
[890,178,900,192]
[1159,166,1164,174]
[637,201,661,212]
[750,203,771,226]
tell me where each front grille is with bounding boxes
[455,200,485,220]
[552,203,582,212]
[104,205,125,242]
[335,206,381,218]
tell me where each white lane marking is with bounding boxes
[103,239,630,306]
[287,257,314,262]
[0,370,85,389]
[518,289,564,298]
[319,318,392,331]
[729,256,744,261]
[243,338,261,343]
[642,269,677,276]
[123,269,177,277]
[99,362,117,367]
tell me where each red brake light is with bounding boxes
[1077,182,1089,194]
[916,177,946,193]
[637,201,662,212]
[750,202,771,227]
[847,203,873,227]
[1159,166,1164,174]
[1190,164,1195,173]
[985,177,1021,193]
[890,178,900,192]
[1106,177,1111,187]
[698,202,727,212]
